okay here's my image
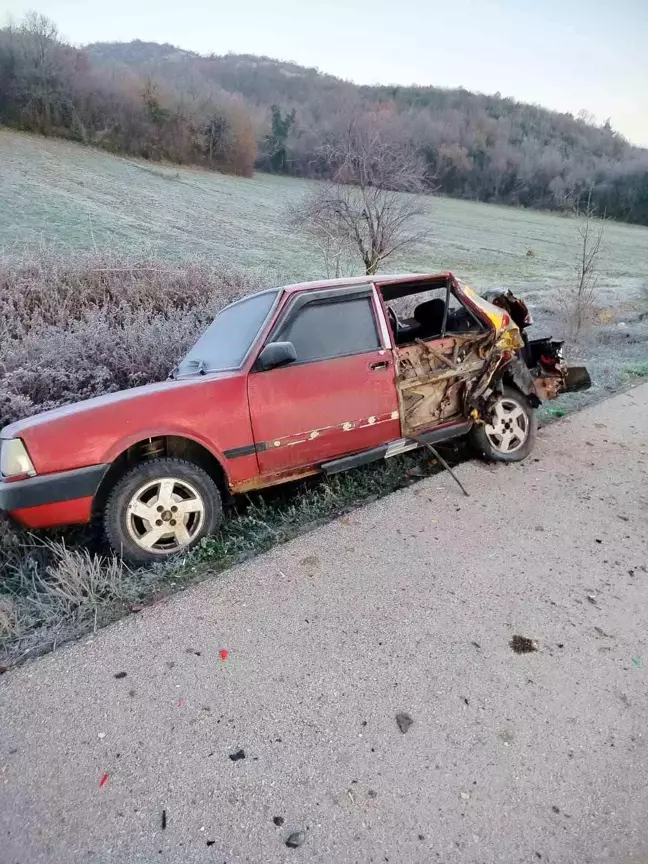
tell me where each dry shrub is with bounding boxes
[0,534,137,660]
[0,255,264,428]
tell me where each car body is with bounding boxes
[0,272,590,562]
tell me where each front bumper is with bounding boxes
[0,464,108,512]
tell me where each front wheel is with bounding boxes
[104,458,223,564]
[470,386,537,462]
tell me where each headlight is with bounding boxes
[0,438,36,479]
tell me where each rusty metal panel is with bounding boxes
[395,334,490,435]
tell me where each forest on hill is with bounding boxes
[2,13,648,224]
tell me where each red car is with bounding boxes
[0,272,589,563]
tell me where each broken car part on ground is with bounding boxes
[0,272,589,563]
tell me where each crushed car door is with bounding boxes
[393,291,492,436]
[248,286,400,475]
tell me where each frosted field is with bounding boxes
[1,126,647,405]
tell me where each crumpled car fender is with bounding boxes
[498,355,542,407]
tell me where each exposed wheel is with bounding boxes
[470,385,537,462]
[104,458,223,564]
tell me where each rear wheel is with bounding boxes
[104,458,223,564]
[471,386,537,462]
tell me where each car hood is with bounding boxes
[2,372,239,439]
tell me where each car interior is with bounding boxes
[379,278,485,347]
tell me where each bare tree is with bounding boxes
[563,188,608,340]
[289,114,431,276]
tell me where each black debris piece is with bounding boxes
[161,809,167,830]
[396,712,414,734]
[206,840,215,846]
[552,805,560,814]
[229,749,246,762]
[273,816,284,826]
[114,671,127,679]
[510,635,538,654]
[285,831,306,848]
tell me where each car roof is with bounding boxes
[280,272,453,295]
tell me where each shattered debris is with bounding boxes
[285,831,306,848]
[396,712,414,733]
[229,749,246,761]
[510,635,538,654]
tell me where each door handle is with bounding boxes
[370,360,390,370]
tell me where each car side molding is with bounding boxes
[320,421,472,475]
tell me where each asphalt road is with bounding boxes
[1,385,648,864]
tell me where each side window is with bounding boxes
[276,296,380,364]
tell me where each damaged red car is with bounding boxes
[0,273,590,563]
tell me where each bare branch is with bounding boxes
[287,113,431,275]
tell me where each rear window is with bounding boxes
[176,290,278,375]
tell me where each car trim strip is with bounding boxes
[223,444,259,459]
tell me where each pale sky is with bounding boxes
[4,0,648,146]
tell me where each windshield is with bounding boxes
[175,289,279,376]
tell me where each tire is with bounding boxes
[104,458,223,564]
[470,385,537,463]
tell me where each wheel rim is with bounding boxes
[125,477,205,555]
[485,397,529,454]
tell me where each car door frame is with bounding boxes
[378,277,493,437]
[246,281,401,477]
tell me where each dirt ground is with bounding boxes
[0,384,647,864]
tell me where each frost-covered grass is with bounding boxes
[0,126,646,667]
[2,127,647,295]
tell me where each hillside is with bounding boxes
[84,41,648,226]
[1,13,648,224]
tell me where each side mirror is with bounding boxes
[257,341,297,371]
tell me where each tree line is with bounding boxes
[2,14,648,226]
[0,14,256,176]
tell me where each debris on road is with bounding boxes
[396,712,414,733]
[229,749,246,761]
[98,773,109,788]
[460,792,471,801]
[510,635,539,654]
[114,671,127,679]
[632,658,643,668]
[273,816,284,826]
[161,809,167,830]
[219,649,229,661]
[285,831,306,848]
[587,594,597,604]
[300,555,320,567]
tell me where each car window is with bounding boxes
[276,296,380,364]
[176,289,278,375]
